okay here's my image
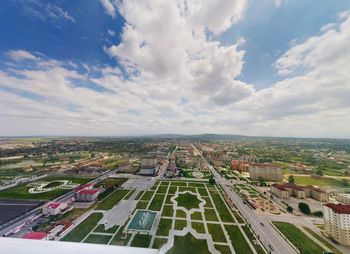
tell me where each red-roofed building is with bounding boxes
[324,203,350,246]
[231,160,249,172]
[42,202,68,216]
[75,188,100,202]
[271,183,329,202]
[23,232,49,240]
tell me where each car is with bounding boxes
[260,222,265,226]
[268,244,274,251]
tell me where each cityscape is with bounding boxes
[1,1,350,254]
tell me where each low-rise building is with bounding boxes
[336,194,350,205]
[271,183,329,202]
[75,188,100,202]
[249,164,283,181]
[324,203,350,246]
[23,232,49,240]
[42,202,68,216]
[139,157,158,176]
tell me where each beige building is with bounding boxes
[271,183,329,202]
[336,194,350,205]
[249,164,283,181]
[324,203,350,246]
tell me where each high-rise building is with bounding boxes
[324,203,350,246]
[248,164,283,181]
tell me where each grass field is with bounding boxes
[291,175,344,187]
[176,192,201,210]
[93,224,119,234]
[149,194,166,211]
[273,222,325,254]
[152,238,168,249]
[192,222,205,233]
[204,209,219,221]
[167,233,211,254]
[302,226,342,254]
[84,234,112,244]
[156,218,172,236]
[61,213,103,242]
[210,192,233,222]
[96,189,129,210]
[225,225,254,254]
[130,234,152,247]
[175,220,187,230]
[242,226,266,254]
[0,176,92,200]
[207,224,226,242]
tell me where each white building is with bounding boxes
[324,203,350,246]
[335,194,350,205]
[42,202,68,216]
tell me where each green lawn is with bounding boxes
[162,205,174,217]
[204,209,219,221]
[124,190,135,199]
[191,222,205,234]
[225,225,254,254]
[273,222,325,254]
[242,226,266,254]
[61,213,103,242]
[292,175,344,187]
[0,176,92,200]
[96,189,129,210]
[167,233,211,254]
[109,225,131,246]
[149,194,166,211]
[215,245,231,254]
[83,234,112,244]
[140,191,154,201]
[176,210,187,218]
[302,226,342,254]
[152,238,168,249]
[171,182,187,187]
[176,192,201,210]
[156,219,172,236]
[168,187,177,194]
[207,224,226,243]
[135,191,144,200]
[175,220,187,230]
[136,201,148,209]
[130,234,152,248]
[203,197,213,207]
[157,185,168,193]
[233,211,245,223]
[165,194,174,204]
[93,224,119,234]
[197,188,209,196]
[190,212,203,220]
[210,192,233,222]
[178,186,197,193]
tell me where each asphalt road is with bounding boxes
[191,144,297,254]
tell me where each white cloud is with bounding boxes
[100,0,118,18]
[107,29,115,36]
[46,4,75,23]
[6,50,38,61]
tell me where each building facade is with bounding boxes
[231,160,249,172]
[42,202,68,216]
[336,194,350,205]
[248,164,283,181]
[324,203,350,246]
[271,183,329,202]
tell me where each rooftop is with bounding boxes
[325,203,350,214]
[23,232,48,240]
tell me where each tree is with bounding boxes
[340,179,350,188]
[209,176,216,185]
[315,168,323,176]
[312,211,323,217]
[298,202,311,215]
[287,205,294,213]
[288,175,295,184]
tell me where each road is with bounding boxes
[191,144,297,254]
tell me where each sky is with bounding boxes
[0,0,350,138]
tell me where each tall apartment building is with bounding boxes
[271,183,329,202]
[324,203,350,246]
[231,160,249,172]
[248,164,283,181]
[335,194,350,205]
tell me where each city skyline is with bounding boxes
[1,0,350,138]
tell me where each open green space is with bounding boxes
[43,181,63,189]
[171,181,187,187]
[157,185,168,193]
[165,194,174,204]
[110,225,131,246]
[152,237,168,249]
[302,226,342,254]
[149,194,166,211]
[176,210,186,218]
[93,224,119,234]
[242,226,266,254]
[225,225,254,254]
[168,187,177,194]
[178,186,197,193]
[233,211,245,223]
[204,209,219,221]
[156,218,172,236]
[175,220,187,230]
[136,201,148,209]
[190,212,202,220]
[96,189,129,210]
[215,245,231,254]
[207,224,226,243]
[0,176,92,200]
[192,222,205,234]
[84,234,112,244]
[203,197,213,207]
[167,233,211,254]
[273,222,325,254]
[140,191,154,201]
[210,192,233,222]
[187,182,205,188]
[162,205,174,217]
[61,213,103,242]
[197,187,209,196]
[292,175,344,187]
[130,234,152,248]
[135,191,144,200]
[176,192,201,210]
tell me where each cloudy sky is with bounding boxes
[0,0,350,138]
